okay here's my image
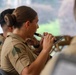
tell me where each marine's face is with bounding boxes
[27,16,39,38]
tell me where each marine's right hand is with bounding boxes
[42,33,55,53]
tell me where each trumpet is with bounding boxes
[34,33,64,44]
[34,33,73,52]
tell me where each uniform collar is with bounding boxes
[7,33,25,43]
[7,32,12,36]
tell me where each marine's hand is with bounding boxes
[25,37,39,47]
[42,33,55,53]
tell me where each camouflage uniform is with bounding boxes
[1,33,37,75]
[0,33,5,66]
[40,36,76,75]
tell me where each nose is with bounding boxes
[36,24,39,29]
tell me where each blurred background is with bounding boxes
[0,0,76,36]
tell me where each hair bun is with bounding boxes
[4,14,10,26]
[4,14,16,26]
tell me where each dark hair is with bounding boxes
[0,9,15,27]
[4,6,37,28]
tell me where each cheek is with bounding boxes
[30,23,37,32]
[34,25,37,31]
[34,23,38,29]
[37,25,39,29]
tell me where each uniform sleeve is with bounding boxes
[0,35,4,66]
[8,43,31,74]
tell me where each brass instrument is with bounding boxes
[34,33,73,52]
[52,35,73,52]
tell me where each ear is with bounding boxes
[24,21,30,28]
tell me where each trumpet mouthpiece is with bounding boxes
[34,33,42,37]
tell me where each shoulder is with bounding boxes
[0,33,4,38]
[0,33,5,45]
[0,33,4,52]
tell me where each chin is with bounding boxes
[28,35,33,38]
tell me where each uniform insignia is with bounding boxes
[12,46,21,56]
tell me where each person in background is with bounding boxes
[1,6,55,75]
[0,9,15,66]
[40,0,76,75]
[0,9,15,38]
